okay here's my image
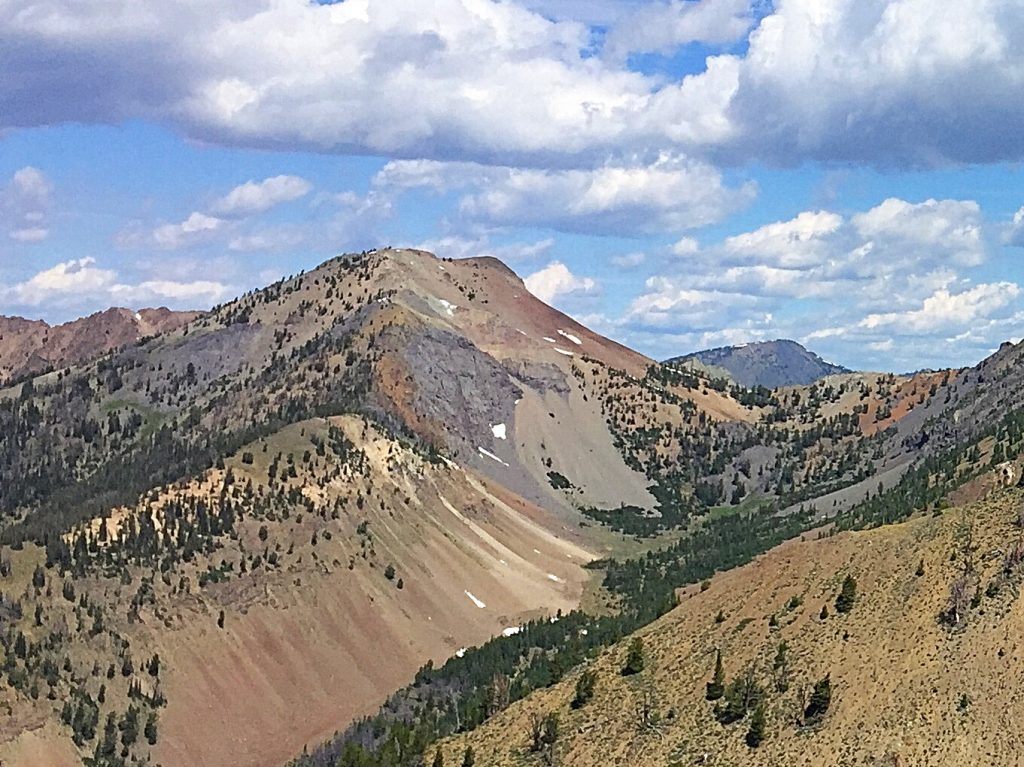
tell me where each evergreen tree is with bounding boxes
[144,713,158,745]
[431,749,444,767]
[835,574,857,613]
[572,668,597,709]
[461,745,475,767]
[745,702,767,748]
[705,649,725,701]
[622,637,645,676]
[804,674,832,723]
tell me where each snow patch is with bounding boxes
[134,312,143,322]
[465,591,486,609]
[478,446,509,467]
[547,574,562,583]
[533,548,541,554]
[516,328,528,336]
[554,348,574,357]
[557,329,582,345]
[543,337,557,343]
[491,423,507,440]
[456,647,467,658]
[501,626,522,637]
[438,299,457,317]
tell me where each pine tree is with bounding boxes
[705,649,725,701]
[745,702,767,748]
[431,749,444,767]
[622,637,645,676]
[804,674,832,723]
[835,574,857,613]
[461,745,475,767]
[144,713,158,745]
[572,668,597,708]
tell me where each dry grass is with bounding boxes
[441,487,1024,767]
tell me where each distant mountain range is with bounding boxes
[0,306,198,384]
[666,338,851,389]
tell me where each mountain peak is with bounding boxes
[666,339,850,389]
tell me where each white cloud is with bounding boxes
[524,261,598,303]
[3,0,1024,167]
[153,212,224,248]
[670,236,700,256]
[119,212,226,250]
[852,198,983,266]
[802,282,1024,369]
[1003,206,1024,247]
[377,155,755,234]
[722,210,843,268]
[8,257,116,305]
[604,195,1019,369]
[213,174,312,216]
[9,227,49,242]
[2,167,51,242]
[3,256,229,311]
[611,251,646,269]
[604,0,754,61]
[858,282,1020,335]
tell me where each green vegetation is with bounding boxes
[622,637,645,676]
[546,471,573,491]
[835,574,857,613]
[571,668,597,709]
[705,649,725,701]
[804,674,833,724]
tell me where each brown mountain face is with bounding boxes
[0,307,199,384]
[0,248,1022,767]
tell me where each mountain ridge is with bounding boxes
[0,248,1021,767]
[666,339,851,389]
[0,306,199,385]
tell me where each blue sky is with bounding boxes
[2,0,1024,372]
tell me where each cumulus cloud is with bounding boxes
[2,167,51,242]
[1003,206,1024,247]
[803,282,1024,369]
[524,261,598,303]
[722,210,843,268]
[604,196,1019,368]
[3,256,229,311]
[377,155,755,234]
[212,175,312,216]
[852,198,984,266]
[603,0,754,62]
[5,0,1023,167]
[118,212,227,251]
[848,283,1021,336]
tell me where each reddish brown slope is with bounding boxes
[0,307,199,382]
